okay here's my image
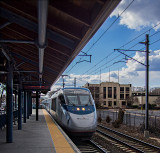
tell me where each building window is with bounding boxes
[114,87,116,99]
[95,94,99,98]
[120,94,124,100]
[89,87,94,93]
[126,94,129,99]
[108,87,112,98]
[126,87,129,92]
[103,101,106,105]
[95,87,99,93]
[120,87,124,93]
[103,87,106,99]
[122,101,126,105]
[114,101,116,106]
[108,101,112,107]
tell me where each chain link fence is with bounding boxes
[97,109,160,134]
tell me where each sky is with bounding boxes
[51,0,160,91]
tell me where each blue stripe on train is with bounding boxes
[62,105,95,115]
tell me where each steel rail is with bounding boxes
[96,129,146,153]
[98,124,160,151]
[89,140,108,153]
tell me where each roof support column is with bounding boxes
[38,0,48,82]
[23,91,27,123]
[36,91,39,121]
[29,91,32,116]
[6,62,13,143]
[27,92,29,119]
[18,83,22,130]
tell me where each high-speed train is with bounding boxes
[42,87,97,139]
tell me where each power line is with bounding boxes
[66,0,135,74]
[80,30,160,77]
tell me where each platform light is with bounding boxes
[77,108,80,111]
[82,108,85,111]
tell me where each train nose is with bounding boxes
[70,114,97,128]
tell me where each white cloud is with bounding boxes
[111,0,160,30]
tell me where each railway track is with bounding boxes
[96,124,160,153]
[73,139,109,153]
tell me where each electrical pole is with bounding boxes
[100,69,101,84]
[74,77,76,87]
[109,68,110,82]
[61,75,69,88]
[114,34,150,138]
[144,34,149,138]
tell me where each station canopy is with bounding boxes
[0,0,120,92]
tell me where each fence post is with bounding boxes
[113,111,114,121]
[129,113,131,128]
[155,116,156,129]
[134,113,136,128]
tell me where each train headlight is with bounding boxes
[82,108,85,111]
[77,108,80,111]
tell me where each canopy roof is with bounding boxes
[0,0,120,92]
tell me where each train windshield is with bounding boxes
[65,94,92,106]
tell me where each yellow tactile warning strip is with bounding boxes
[42,109,75,153]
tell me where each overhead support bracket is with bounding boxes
[76,51,92,64]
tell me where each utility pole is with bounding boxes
[145,34,149,138]
[61,75,69,88]
[114,34,150,138]
[118,69,119,83]
[74,77,76,87]
[109,68,110,82]
[100,69,101,84]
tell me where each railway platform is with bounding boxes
[0,109,80,153]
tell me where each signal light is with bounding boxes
[82,108,85,111]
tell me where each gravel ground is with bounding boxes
[92,133,124,153]
[99,121,160,147]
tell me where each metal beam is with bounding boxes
[11,52,58,75]
[1,47,11,61]
[0,7,75,49]
[6,62,13,143]
[23,91,26,123]
[14,70,37,73]
[36,91,39,121]
[0,22,11,29]
[38,0,48,82]
[0,39,35,44]
[18,82,22,130]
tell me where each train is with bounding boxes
[42,87,97,139]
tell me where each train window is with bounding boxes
[65,94,92,105]
[66,95,78,105]
[52,98,56,111]
[58,94,65,104]
[79,95,91,105]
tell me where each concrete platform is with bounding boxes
[0,109,80,153]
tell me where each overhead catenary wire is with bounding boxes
[57,3,160,87]
[79,29,160,77]
[66,1,160,75]
[66,0,135,74]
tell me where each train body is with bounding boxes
[42,87,97,139]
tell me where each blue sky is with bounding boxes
[52,0,160,90]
